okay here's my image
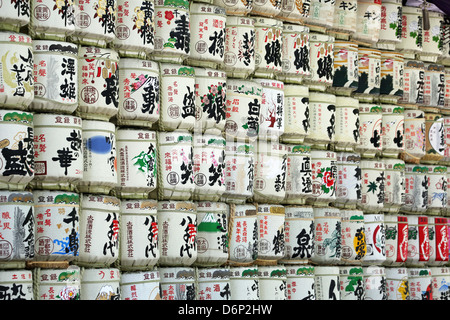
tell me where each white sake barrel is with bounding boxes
[80,267,121,300]
[355,47,381,99]
[78,120,117,194]
[384,214,408,266]
[227,204,258,265]
[430,267,450,300]
[355,104,383,158]
[192,134,226,201]
[120,270,160,300]
[225,79,262,142]
[396,6,423,59]
[0,110,34,190]
[0,269,33,300]
[359,159,385,213]
[196,267,231,300]
[331,41,359,95]
[187,3,227,68]
[253,17,283,78]
[32,113,83,190]
[418,11,444,63]
[195,201,229,267]
[304,92,336,149]
[155,131,194,201]
[406,215,430,267]
[442,115,450,165]
[353,0,381,46]
[339,266,364,300]
[308,150,337,205]
[383,158,405,213]
[335,153,361,209]
[256,203,285,263]
[157,200,197,266]
[194,67,227,135]
[334,97,360,151]
[213,0,252,16]
[31,41,78,114]
[428,217,449,266]
[304,0,334,30]
[314,266,340,300]
[117,58,160,128]
[423,63,446,108]
[379,51,404,102]
[427,165,447,215]
[77,47,119,121]
[440,17,450,66]
[229,266,259,300]
[72,0,117,47]
[381,104,404,158]
[277,0,311,25]
[398,60,425,106]
[250,0,281,18]
[331,0,357,35]
[0,191,34,268]
[150,0,190,64]
[158,63,196,132]
[0,32,34,110]
[77,194,120,267]
[423,113,445,164]
[33,190,80,261]
[0,0,30,32]
[401,109,426,163]
[377,0,402,50]
[35,266,81,300]
[306,33,334,92]
[402,164,429,214]
[362,213,385,266]
[363,266,386,300]
[257,265,286,300]
[281,85,309,144]
[407,268,432,300]
[311,206,341,265]
[159,267,196,300]
[340,210,366,265]
[113,0,155,59]
[286,265,315,300]
[222,15,255,79]
[119,199,159,270]
[284,144,312,204]
[385,267,410,300]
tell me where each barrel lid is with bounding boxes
[309,91,336,103]
[284,84,309,96]
[335,96,359,107]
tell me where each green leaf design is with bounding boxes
[367,181,377,193]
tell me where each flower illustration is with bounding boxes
[323,170,334,188]
[58,286,79,300]
[317,167,335,194]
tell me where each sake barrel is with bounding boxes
[352,0,381,46]
[80,267,121,300]
[384,214,408,266]
[383,158,405,213]
[359,159,385,213]
[402,164,429,214]
[440,17,450,66]
[31,40,78,114]
[77,194,120,267]
[428,217,449,266]
[377,0,402,51]
[78,120,117,194]
[157,200,197,266]
[281,85,309,144]
[187,3,227,68]
[379,51,404,102]
[155,131,194,201]
[284,144,312,205]
[304,92,336,149]
[195,201,229,266]
[442,116,450,165]
[158,63,196,132]
[196,267,231,300]
[229,266,259,300]
[35,266,81,300]
[304,0,335,30]
[427,165,447,215]
[331,41,359,95]
[281,206,314,264]
[253,140,287,203]
[29,0,75,40]
[407,268,432,300]
[159,267,196,300]
[213,0,252,16]
[363,266,387,300]
[250,0,281,18]
[0,32,34,110]
[331,0,357,35]
[335,153,361,209]
[286,265,315,300]
[72,0,117,47]
[113,0,155,59]
[385,267,410,300]
[362,213,385,266]
[278,24,310,84]
[227,204,258,265]
[398,60,425,106]
[338,266,364,300]
[334,96,360,151]
[222,15,255,79]
[149,0,190,64]
[77,47,119,121]
[119,199,159,270]
[194,67,227,135]
[32,113,83,191]
[277,0,311,25]
[0,191,34,268]
[446,170,450,216]
[423,113,445,164]
[116,129,157,199]
[430,267,450,299]
[422,63,446,108]
[355,104,383,158]
[120,270,160,300]
[0,0,30,32]
[255,203,285,263]
[396,6,423,59]
[401,109,426,164]
[253,17,283,78]
[417,11,444,63]
[117,58,160,128]
[308,150,337,205]
[381,104,404,158]
[0,109,34,190]
[314,266,340,300]
[354,47,381,99]
[406,215,430,267]
[306,33,334,92]
[257,265,286,300]
[192,134,226,201]
[33,190,80,261]
[339,210,366,265]
[0,269,33,300]
[311,206,341,265]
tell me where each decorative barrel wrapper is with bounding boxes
[335,153,361,209]
[80,267,121,300]
[407,268,432,300]
[159,267,196,300]
[213,0,252,16]
[284,144,311,205]
[281,85,309,144]
[35,266,81,300]
[314,266,340,300]
[417,10,444,63]
[383,158,405,213]
[377,0,402,51]
[120,270,161,300]
[31,41,78,115]
[308,150,337,206]
[0,191,34,268]
[339,210,366,265]
[428,217,449,266]
[257,265,286,300]
[157,200,197,266]
[250,0,281,18]
[117,58,160,128]
[426,165,447,215]
[354,47,381,100]
[0,109,34,190]
[311,206,341,265]
[253,17,283,78]
[401,109,426,164]
[119,199,159,270]
[305,33,334,92]
[158,63,196,132]
[113,0,155,59]
[229,266,259,300]
[352,0,381,46]
[396,6,423,59]
[355,103,382,158]
[256,203,285,263]
[406,215,430,267]
[423,112,445,164]
[440,17,450,66]
[304,0,335,30]
[402,164,429,214]
[422,63,446,109]
[446,169,450,217]
[0,269,33,300]
[78,120,117,194]
[196,267,231,300]
[334,96,360,151]
[384,214,408,266]
[32,113,83,190]
[286,265,315,300]
[277,0,311,25]
[363,266,386,300]
[195,201,229,267]
[441,115,450,165]
[359,159,385,214]
[155,131,194,201]
[331,41,359,95]
[77,194,120,267]
[398,60,425,106]
[338,266,364,300]
[33,190,80,262]
[379,51,404,102]
[381,104,404,158]
[385,267,410,300]
[331,0,357,36]
[362,213,385,266]
[0,32,34,110]
[430,267,450,300]
[304,92,336,149]
[0,0,30,32]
